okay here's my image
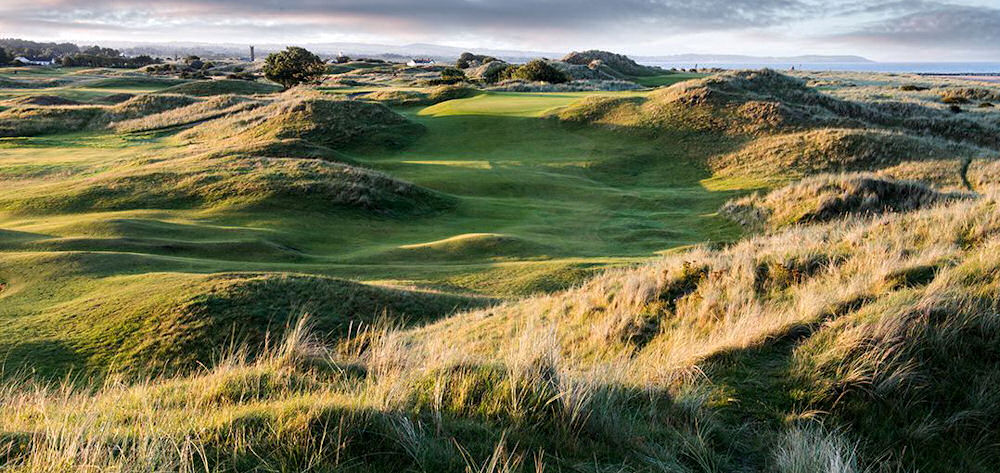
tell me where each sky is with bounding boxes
[1,0,999,61]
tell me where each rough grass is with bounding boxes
[556,69,1000,149]
[4,95,81,106]
[708,128,983,184]
[0,272,487,377]
[5,67,1000,472]
[7,188,1000,471]
[73,76,188,90]
[156,79,282,96]
[111,94,266,133]
[721,173,970,230]
[0,154,453,216]
[557,69,998,192]
[0,105,106,137]
[360,85,480,107]
[0,94,202,137]
[181,93,426,157]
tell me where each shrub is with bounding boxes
[941,95,970,104]
[979,102,995,108]
[456,52,497,69]
[227,71,258,81]
[508,60,569,84]
[263,46,327,89]
[948,104,963,114]
[482,63,517,84]
[441,67,466,82]
[184,55,204,70]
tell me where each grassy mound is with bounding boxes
[426,84,480,103]
[0,94,203,137]
[556,69,1000,145]
[94,92,135,104]
[21,236,304,262]
[551,70,820,134]
[183,95,426,155]
[156,79,282,96]
[111,94,265,133]
[359,89,429,106]
[554,69,998,191]
[0,155,453,215]
[106,93,201,121]
[0,105,105,137]
[367,233,556,262]
[5,95,81,106]
[721,173,969,230]
[561,50,665,77]
[709,128,980,182]
[0,271,487,376]
[0,77,71,88]
[73,77,188,90]
[939,87,1000,102]
[360,85,480,107]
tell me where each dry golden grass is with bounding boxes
[721,173,971,230]
[7,185,1000,470]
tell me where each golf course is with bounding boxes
[2,47,1000,472]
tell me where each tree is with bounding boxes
[263,47,327,89]
[0,47,11,65]
[510,59,569,84]
[184,55,204,70]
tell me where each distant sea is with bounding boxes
[642,62,1000,75]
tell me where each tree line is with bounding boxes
[0,38,159,68]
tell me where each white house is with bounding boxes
[14,56,56,66]
[406,58,435,67]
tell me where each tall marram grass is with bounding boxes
[774,425,863,473]
[8,186,1000,471]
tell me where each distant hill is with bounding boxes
[87,39,873,65]
[97,39,564,63]
[636,53,874,64]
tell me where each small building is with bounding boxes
[407,58,435,67]
[14,56,56,66]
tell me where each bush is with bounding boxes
[263,47,327,89]
[227,71,259,81]
[456,52,497,69]
[60,53,158,68]
[482,64,517,84]
[949,104,963,114]
[941,95,970,104]
[508,59,570,84]
[441,67,466,82]
[979,102,995,108]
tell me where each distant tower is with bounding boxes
[250,46,255,62]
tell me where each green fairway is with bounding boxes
[0,70,750,377]
[0,82,743,285]
[417,90,648,117]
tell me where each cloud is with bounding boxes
[9,0,812,33]
[831,3,1000,56]
[0,0,997,60]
